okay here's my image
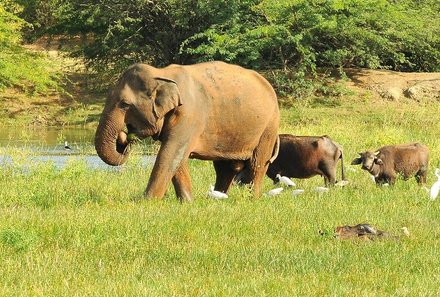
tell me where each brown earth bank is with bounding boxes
[0,57,439,127]
[344,68,440,102]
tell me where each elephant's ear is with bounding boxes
[152,77,182,119]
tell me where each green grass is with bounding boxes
[1,97,440,296]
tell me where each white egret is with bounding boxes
[208,185,228,200]
[335,180,349,187]
[429,168,440,200]
[314,186,329,193]
[292,189,305,196]
[401,227,410,237]
[276,174,296,187]
[267,187,284,196]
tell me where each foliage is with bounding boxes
[13,1,440,75]
[4,0,440,96]
[186,0,440,72]
[18,0,237,83]
[1,98,440,295]
[0,3,60,94]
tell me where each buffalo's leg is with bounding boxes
[172,160,192,202]
[321,161,337,186]
[416,169,428,184]
[213,160,237,193]
[376,174,395,185]
[388,174,397,185]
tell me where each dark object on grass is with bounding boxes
[334,223,398,240]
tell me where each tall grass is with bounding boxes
[1,96,440,296]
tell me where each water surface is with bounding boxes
[0,126,155,169]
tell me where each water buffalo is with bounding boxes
[266,134,346,186]
[351,143,429,185]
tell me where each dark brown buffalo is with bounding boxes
[351,143,429,185]
[266,134,346,186]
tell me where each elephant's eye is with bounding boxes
[119,101,131,110]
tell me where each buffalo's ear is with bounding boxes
[351,157,362,165]
[152,77,182,119]
[374,158,384,165]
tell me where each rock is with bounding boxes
[404,79,440,101]
[381,87,402,101]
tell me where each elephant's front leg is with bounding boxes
[172,160,192,202]
[144,140,189,199]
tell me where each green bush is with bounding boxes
[6,0,440,93]
[185,0,440,72]
[263,67,350,106]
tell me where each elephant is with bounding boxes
[95,61,280,201]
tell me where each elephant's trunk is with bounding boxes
[95,110,130,166]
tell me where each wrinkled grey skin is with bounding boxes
[351,143,429,185]
[95,61,279,201]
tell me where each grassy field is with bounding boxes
[1,95,440,296]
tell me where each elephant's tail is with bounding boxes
[340,149,346,181]
[269,135,280,164]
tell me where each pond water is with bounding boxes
[0,126,155,169]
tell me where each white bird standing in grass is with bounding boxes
[208,185,228,200]
[402,227,410,237]
[276,174,296,187]
[292,189,305,196]
[335,180,349,187]
[267,187,284,196]
[429,168,440,200]
[314,186,329,193]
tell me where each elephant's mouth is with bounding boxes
[116,131,131,155]
[115,122,162,155]
[116,125,139,155]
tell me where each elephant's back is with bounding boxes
[184,62,279,159]
[194,62,276,106]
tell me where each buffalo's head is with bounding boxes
[351,151,383,173]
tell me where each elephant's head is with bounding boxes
[95,64,182,166]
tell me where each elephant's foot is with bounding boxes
[174,186,192,203]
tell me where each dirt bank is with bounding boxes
[344,69,440,102]
[1,61,439,126]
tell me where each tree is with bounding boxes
[9,0,440,90]
[183,0,440,72]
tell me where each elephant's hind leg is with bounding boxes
[172,160,192,202]
[213,160,239,193]
[249,127,279,198]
